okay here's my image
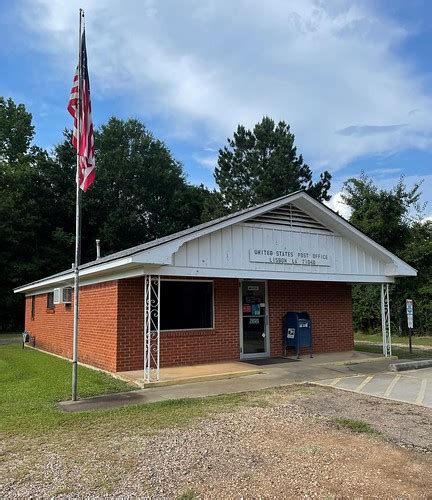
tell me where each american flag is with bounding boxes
[67,28,95,192]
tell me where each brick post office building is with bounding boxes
[15,191,416,380]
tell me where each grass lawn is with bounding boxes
[354,331,432,359]
[0,332,23,345]
[355,343,432,359]
[354,332,432,346]
[0,345,269,437]
[332,417,378,435]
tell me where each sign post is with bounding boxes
[406,299,413,354]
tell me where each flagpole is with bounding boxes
[72,8,83,401]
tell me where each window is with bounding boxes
[31,296,35,320]
[62,287,72,304]
[47,292,54,310]
[160,281,213,331]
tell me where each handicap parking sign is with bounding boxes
[406,299,413,329]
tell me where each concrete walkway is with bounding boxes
[316,366,432,408]
[117,361,262,388]
[116,351,389,388]
[59,352,398,412]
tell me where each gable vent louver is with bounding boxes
[245,203,332,233]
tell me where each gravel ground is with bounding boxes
[292,384,432,453]
[1,385,431,498]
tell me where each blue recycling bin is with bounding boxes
[283,311,313,358]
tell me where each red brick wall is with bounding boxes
[78,282,118,371]
[116,277,240,370]
[116,277,352,369]
[117,277,144,371]
[268,280,353,356]
[24,277,353,372]
[25,291,74,357]
[24,281,119,372]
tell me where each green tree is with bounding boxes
[46,118,219,263]
[0,99,61,330]
[0,105,218,330]
[214,116,331,211]
[342,173,431,335]
[81,117,216,260]
[0,97,34,164]
[398,221,432,334]
[342,172,422,254]
[176,184,226,226]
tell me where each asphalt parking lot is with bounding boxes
[316,367,432,408]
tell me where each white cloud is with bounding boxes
[325,191,352,220]
[193,154,218,172]
[367,167,402,176]
[18,0,432,173]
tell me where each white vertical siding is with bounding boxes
[210,231,222,268]
[173,222,388,277]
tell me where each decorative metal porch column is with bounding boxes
[381,283,391,357]
[144,275,160,383]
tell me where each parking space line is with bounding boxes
[354,375,373,392]
[415,379,427,405]
[328,378,341,386]
[384,374,401,397]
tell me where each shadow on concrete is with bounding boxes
[243,357,299,366]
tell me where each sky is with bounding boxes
[1,0,431,219]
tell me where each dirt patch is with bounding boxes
[1,386,431,498]
[294,384,432,453]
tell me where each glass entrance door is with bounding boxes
[241,281,268,357]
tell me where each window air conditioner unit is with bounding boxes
[62,287,72,304]
[53,287,72,305]
[53,288,62,304]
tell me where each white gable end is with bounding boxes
[169,220,389,282]
[152,198,415,283]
